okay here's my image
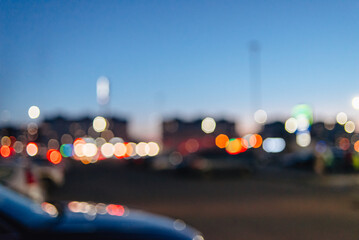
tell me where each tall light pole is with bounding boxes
[249,40,261,113]
[97,76,110,116]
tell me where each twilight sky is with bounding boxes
[1,0,359,139]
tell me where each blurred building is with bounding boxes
[38,115,129,144]
[162,118,237,154]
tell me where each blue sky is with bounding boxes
[1,0,359,138]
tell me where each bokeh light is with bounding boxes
[147,142,160,156]
[136,142,148,157]
[185,139,199,153]
[106,204,125,216]
[41,202,58,217]
[352,97,359,110]
[28,106,40,119]
[262,138,286,153]
[254,109,267,124]
[226,138,245,155]
[13,141,24,153]
[26,142,38,156]
[336,112,347,125]
[48,139,60,150]
[339,137,350,151]
[215,134,229,148]
[60,144,73,157]
[27,123,38,135]
[97,76,110,105]
[47,149,62,164]
[0,146,11,157]
[344,121,355,133]
[201,117,216,134]
[354,141,359,152]
[83,143,98,157]
[1,136,11,146]
[61,134,73,144]
[296,132,311,147]
[101,143,115,158]
[93,116,107,132]
[285,118,298,133]
[249,134,262,148]
[114,142,127,158]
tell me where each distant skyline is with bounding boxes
[2,0,359,139]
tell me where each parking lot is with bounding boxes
[50,160,359,240]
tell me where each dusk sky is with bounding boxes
[1,0,359,139]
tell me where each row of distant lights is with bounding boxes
[0,135,160,165]
[70,138,160,163]
[214,133,285,153]
[202,116,284,154]
[285,112,355,137]
[44,198,200,238]
[68,201,128,217]
[201,110,268,135]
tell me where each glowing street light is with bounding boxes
[352,97,359,110]
[28,106,40,119]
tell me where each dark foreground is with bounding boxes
[50,160,359,240]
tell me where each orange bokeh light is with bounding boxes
[47,149,62,164]
[354,141,359,152]
[0,146,11,157]
[215,134,229,148]
[226,138,247,155]
[250,134,263,148]
[124,143,132,158]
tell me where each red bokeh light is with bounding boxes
[0,146,11,158]
[106,204,125,216]
[47,149,62,164]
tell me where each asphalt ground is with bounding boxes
[50,160,359,240]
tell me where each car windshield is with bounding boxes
[0,184,58,229]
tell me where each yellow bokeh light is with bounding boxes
[344,121,355,133]
[1,136,11,146]
[285,118,298,133]
[93,116,107,132]
[336,112,347,125]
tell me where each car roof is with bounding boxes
[0,184,57,229]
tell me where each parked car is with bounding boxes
[0,184,204,240]
[0,156,45,202]
[176,148,256,178]
[31,157,66,195]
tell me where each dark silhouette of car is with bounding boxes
[0,184,204,240]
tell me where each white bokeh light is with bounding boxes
[254,109,267,124]
[93,116,107,132]
[28,106,40,119]
[201,117,216,134]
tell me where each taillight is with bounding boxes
[25,168,35,184]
